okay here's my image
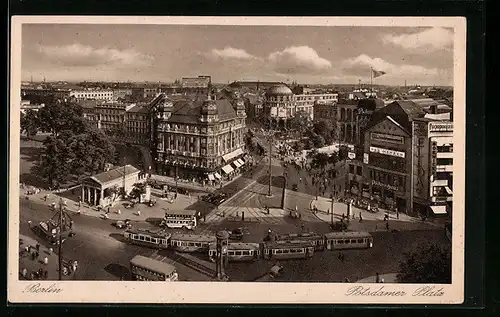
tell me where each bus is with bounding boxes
[262,241,315,260]
[324,231,373,250]
[274,232,325,251]
[208,242,260,262]
[123,228,171,249]
[169,233,216,253]
[130,255,178,281]
[160,209,198,230]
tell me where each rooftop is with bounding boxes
[130,255,176,274]
[167,98,238,124]
[89,165,140,185]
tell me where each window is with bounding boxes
[350,239,357,244]
[437,158,453,165]
[338,240,344,244]
[234,251,242,256]
[356,166,362,176]
[357,239,364,243]
[344,240,350,244]
[242,251,250,256]
[349,165,355,173]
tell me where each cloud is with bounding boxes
[36,43,154,68]
[208,47,256,60]
[268,46,332,75]
[381,27,453,51]
[342,54,440,77]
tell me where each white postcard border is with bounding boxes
[8,16,466,304]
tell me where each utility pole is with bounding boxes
[268,132,272,197]
[330,193,335,224]
[52,198,73,281]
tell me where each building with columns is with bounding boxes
[336,99,359,144]
[150,94,247,182]
[81,165,147,207]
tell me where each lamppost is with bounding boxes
[50,198,74,280]
[262,126,275,197]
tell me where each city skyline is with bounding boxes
[22,24,454,86]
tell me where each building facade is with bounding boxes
[336,100,359,144]
[263,84,296,126]
[150,94,247,182]
[313,100,337,123]
[295,93,338,120]
[70,89,114,101]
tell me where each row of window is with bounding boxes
[269,248,308,254]
[131,234,168,245]
[369,170,405,188]
[436,158,453,165]
[349,165,363,176]
[172,241,210,248]
[331,238,368,244]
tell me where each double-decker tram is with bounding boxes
[262,241,315,260]
[169,233,216,253]
[161,209,198,230]
[274,232,325,251]
[208,242,261,262]
[324,231,373,250]
[123,228,171,249]
[130,255,178,281]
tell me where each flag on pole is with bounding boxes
[372,69,386,78]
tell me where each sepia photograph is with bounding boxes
[8,16,466,304]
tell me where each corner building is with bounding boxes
[151,94,247,182]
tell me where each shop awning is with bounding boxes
[236,158,245,166]
[445,186,453,195]
[208,174,215,181]
[233,160,242,168]
[222,165,234,174]
[222,148,244,162]
[430,205,447,215]
[214,172,221,179]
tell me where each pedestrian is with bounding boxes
[43,257,48,265]
[137,210,141,216]
[107,207,110,214]
[386,221,390,231]
[396,210,399,219]
[299,177,302,182]
[35,250,39,259]
[27,220,32,227]
[44,270,48,279]
[48,248,53,255]
[203,215,206,222]
[376,272,380,283]
[21,268,27,278]
[342,213,345,220]
[44,194,48,201]
[77,209,81,215]
[380,278,385,283]
[117,209,121,215]
[359,212,363,222]
[35,243,40,252]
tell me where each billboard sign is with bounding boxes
[370,133,405,144]
[369,146,405,158]
[348,152,356,160]
[429,122,453,133]
[363,153,369,164]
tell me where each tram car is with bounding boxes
[261,241,315,260]
[169,233,216,253]
[324,231,373,250]
[208,242,261,262]
[274,232,325,251]
[123,228,171,249]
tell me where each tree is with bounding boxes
[312,152,330,170]
[38,101,86,136]
[311,133,326,148]
[313,119,334,143]
[338,145,349,161]
[20,110,40,137]
[130,182,147,199]
[289,110,310,134]
[397,243,451,283]
[36,134,76,189]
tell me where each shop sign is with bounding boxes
[431,141,438,176]
[429,122,453,133]
[371,180,400,192]
[348,152,356,159]
[363,153,369,164]
[369,146,405,158]
[371,132,405,144]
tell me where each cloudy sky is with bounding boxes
[21,24,454,86]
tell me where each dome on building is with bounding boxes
[266,84,293,96]
[201,99,218,114]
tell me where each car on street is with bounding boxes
[114,219,132,229]
[203,193,228,205]
[292,184,298,191]
[227,228,244,240]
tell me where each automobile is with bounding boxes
[124,202,135,209]
[211,193,227,206]
[201,194,215,203]
[330,221,348,232]
[227,228,244,240]
[114,219,132,229]
[292,184,298,191]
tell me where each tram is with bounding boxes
[123,228,171,249]
[262,241,315,260]
[208,242,261,262]
[324,231,373,250]
[169,233,216,253]
[274,232,325,251]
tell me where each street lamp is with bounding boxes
[50,198,74,280]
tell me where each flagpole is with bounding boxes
[370,67,373,93]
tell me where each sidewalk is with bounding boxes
[23,185,208,222]
[356,273,398,283]
[18,234,76,280]
[150,172,245,194]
